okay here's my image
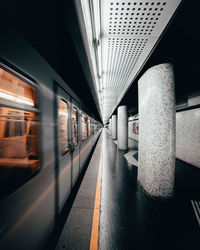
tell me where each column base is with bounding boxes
[137,180,174,202]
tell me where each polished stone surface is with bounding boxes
[138,63,175,198]
[99,129,200,250]
[117,106,128,150]
[112,115,117,140]
[109,118,112,135]
[55,135,102,250]
[124,150,138,167]
[52,129,200,250]
[176,108,200,168]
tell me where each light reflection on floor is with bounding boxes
[99,128,200,250]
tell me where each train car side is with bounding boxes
[0,24,101,250]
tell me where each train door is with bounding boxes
[80,112,89,170]
[71,100,80,186]
[57,87,72,212]
[90,118,95,147]
[88,117,93,151]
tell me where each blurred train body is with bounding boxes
[0,25,101,250]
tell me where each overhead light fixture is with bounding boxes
[89,0,101,43]
[99,77,103,92]
[0,91,34,107]
[78,0,103,110]
[89,0,102,79]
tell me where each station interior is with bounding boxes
[0,0,200,249]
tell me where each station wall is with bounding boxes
[176,108,200,168]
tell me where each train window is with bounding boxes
[82,114,88,140]
[72,107,78,146]
[93,121,96,133]
[0,68,38,108]
[0,67,40,201]
[90,119,93,135]
[88,118,91,137]
[58,99,69,155]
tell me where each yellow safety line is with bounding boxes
[89,147,102,250]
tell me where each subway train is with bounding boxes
[0,25,102,250]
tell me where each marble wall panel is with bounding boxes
[176,108,200,168]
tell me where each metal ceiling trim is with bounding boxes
[76,0,183,123]
[74,0,103,120]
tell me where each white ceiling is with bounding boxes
[76,0,182,123]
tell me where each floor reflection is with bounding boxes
[99,129,199,250]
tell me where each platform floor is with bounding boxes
[55,128,200,250]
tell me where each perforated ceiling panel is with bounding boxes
[77,0,182,123]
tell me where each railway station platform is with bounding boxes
[53,129,200,250]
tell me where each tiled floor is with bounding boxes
[53,129,200,250]
[99,129,200,250]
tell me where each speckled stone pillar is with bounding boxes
[109,118,112,135]
[112,115,117,140]
[117,106,128,150]
[138,63,175,199]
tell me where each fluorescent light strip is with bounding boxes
[91,0,100,40]
[0,91,34,107]
[59,111,69,117]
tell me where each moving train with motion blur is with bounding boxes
[0,25,102,249]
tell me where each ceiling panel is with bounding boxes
[76,0,182,123]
